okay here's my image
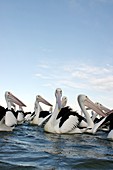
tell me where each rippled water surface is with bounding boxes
[0,124,113,170]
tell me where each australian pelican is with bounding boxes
[44,88,88,134]
[28,95,52,125]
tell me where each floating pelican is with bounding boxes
[44,88,87,134]
[29,95,52,125]
[0,91,26,131]
[5,91,26,128]
[77,94,107,133]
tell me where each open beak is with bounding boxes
[5,91,26,107]
[36,95,52,106]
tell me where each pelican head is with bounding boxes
[61,96,67,107]
[78,94,106,118]
[36,95,52,106]
[5,91,26,107]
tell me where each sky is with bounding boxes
[0,0,113,113]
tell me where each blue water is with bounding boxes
[0,124,113,170]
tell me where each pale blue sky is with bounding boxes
[0,0,113,112]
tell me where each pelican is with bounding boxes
[29,95,52,125]
[5,91,26,128]
[77,94,107,133]
[44,88,87,134]
[0,91,26,131]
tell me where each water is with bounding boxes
[0,124,113,170]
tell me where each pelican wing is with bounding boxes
[56,106,72,120]
[59,115,79,133]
